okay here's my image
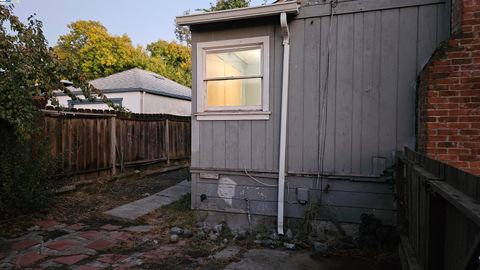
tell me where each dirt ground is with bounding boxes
[0,168,190,238]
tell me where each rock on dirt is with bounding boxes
[313,242,329,254]
[170,227,183,235]
[182,229,193,238]
[170,234,179,243]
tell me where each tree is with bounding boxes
[146,40,192,88]
[203,0,250,11]
[0,5,77,213]
[175,0,251,46]
[54,20,192,87]
[54,20,147,80]
[0,5,65,137]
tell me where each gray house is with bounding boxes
[177,0,451,233]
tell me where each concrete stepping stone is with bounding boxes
[103,180,191,221]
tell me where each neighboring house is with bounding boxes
[177,0,451,232]
[55,68,191,116]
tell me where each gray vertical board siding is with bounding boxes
[351,12,364,174]
[335,14,354,173]
[192,3,449,222]
[379,9,400,169]
[212,121,226,168]
[225,121,239,169]
[199,121,213,168]
[360,11,379,175]
[417,5,438,71]
[251,121,266,170]
[238,121,252,169]
[302,17,321,172]
[265,25,283,171]
[321,15,338,173]
[397,7,419,151]
[287,19,305,172]
[191,34,200,168]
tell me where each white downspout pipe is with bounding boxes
[277,12,290,235]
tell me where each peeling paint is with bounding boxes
[218,177,237,206]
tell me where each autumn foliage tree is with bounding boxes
[147,40,192,88]
[54,20,192,87]
[54,21,147,80]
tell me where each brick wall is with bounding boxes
[417,0,480,175]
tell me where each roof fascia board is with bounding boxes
[176,1,299,26]
[56,88,192,101]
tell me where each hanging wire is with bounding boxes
[316,0,337,207]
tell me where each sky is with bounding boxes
[12,0,267,47]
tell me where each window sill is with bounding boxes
[195,111,271,121]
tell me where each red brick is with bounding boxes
[74,266,101,270]
[35,220,61,229]
[100,224,121,231]
[12,239,40,250]
[98,254,128,264]
[448,148,471,154]
[46,240,78,251]
[459,155,479,161]
[15,252,47,267]
[110,231,132,242]
[85,239,116,251]
[53,255,89,265]
[67,223,87,231]
[80,231,104,240]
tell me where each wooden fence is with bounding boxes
[42,108,191,178]
[397,148,480,270]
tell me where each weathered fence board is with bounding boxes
[42,109,190,178]
[397,147,480,270]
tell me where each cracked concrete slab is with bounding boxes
[103,180,191,221]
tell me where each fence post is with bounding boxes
[427,189,446,270]
[110,116,117,175]
[165,118,170,164]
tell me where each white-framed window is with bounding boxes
[196,36,270,120]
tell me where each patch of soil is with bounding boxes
[0,168,190,237]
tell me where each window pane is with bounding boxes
[206,48,261,78]
[206,78,261,107]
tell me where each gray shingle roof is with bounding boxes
[88,68,191,100]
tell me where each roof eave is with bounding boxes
[176,1,300,26]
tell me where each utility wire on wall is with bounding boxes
[316,0,338,205]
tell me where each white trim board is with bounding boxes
[176,1,299,26]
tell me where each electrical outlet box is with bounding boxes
[296,188,309,204]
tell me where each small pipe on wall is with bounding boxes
[277,12,291,235]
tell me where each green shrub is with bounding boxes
[0,119,64,214]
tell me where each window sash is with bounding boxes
[204,77,263,111]
[204,45,264,81]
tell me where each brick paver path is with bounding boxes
[0,219,182,269]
